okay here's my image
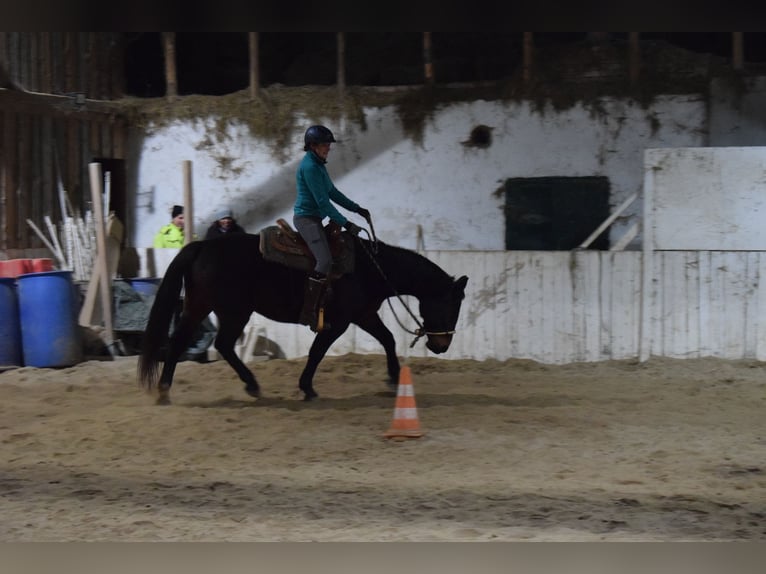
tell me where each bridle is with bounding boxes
[356,217,456,348]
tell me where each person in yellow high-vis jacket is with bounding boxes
[153,205,186,248]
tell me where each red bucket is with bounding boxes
[0,259,31,278]
[30,258,54,273]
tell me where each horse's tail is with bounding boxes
[137,242,204,390]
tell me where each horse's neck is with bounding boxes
[373,243,447,297]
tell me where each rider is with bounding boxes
[293,124,370,331]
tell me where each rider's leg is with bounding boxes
[293,216,333,330]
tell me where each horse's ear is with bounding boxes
[455,275,468,293]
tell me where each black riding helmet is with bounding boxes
[304,125,336,150]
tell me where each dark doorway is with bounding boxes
[504,176,610,250]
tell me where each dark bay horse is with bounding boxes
[137,232,468,404]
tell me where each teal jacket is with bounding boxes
[294,151,360,226]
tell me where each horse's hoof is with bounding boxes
[245,385,261,399]
[156,394,172,406]
[302,392,319,402]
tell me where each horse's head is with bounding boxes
[419,275,468,354]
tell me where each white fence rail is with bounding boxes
[134,248,766,364]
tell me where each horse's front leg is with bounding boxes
[299,324,347,401]
[355,313,400,389]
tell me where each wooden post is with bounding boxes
[249,32,260,99]
[336,32,346,96]
[423,32,434,85]
[732,32,744,71]
[88,162,115,350]
[629,32,640,86]
[182,160,194,245]
[162,32,178,100]
[523,32,534,85]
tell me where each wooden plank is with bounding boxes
[698,251,712,356]
[599,249,613,359]
[722,252,748,357]
[743,252,759,358]
[708,252,727,358]
[517,252,544,360]
[64,32,77,93]
[41,116,54,219]
[87,163,114,349]
[113,119,126,159]
[754,253,766,360]
[609,251,640,360]
[18,112,32,247]
[3,111,18,248]
[40,32,52,94]
[66,117,78,210]
[683,252,701,359]
[569,250,587,361]
[505,252,522,360]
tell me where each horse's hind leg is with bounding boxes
[214,314,261,398]
[156,306,199,405]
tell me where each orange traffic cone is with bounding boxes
[383,365,424,439]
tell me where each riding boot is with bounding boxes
[300,274,330,332]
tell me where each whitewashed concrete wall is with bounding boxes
[137,248,766,364]
[644,147,766,250]
[126,95,706,252]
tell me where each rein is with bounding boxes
[357,216,455,348]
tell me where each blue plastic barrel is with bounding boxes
[129,277,161,296]
[17,270,82,368]
[0,277,22,367]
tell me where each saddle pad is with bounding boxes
[259,225,355,275]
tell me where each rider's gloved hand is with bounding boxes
[356,207,370,220]
[345,221,362,236]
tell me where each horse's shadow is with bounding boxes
[180,391,577,411]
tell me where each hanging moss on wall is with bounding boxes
[114,39,749,160]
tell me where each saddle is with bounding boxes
[259,218,355,276]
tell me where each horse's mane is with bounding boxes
[365,240,454,295]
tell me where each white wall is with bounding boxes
[127,95,707,251]
[644,147,766,250]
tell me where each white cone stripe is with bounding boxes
[393,407,418,419]
[397,385,415,397]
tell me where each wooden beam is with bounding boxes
[523,32,534,84]
[423,32,434,85]
[162,32,178,100]
[629,32,640,86]
[732,32,744,71]
[249,32,260,99]
[336,32,346,95]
